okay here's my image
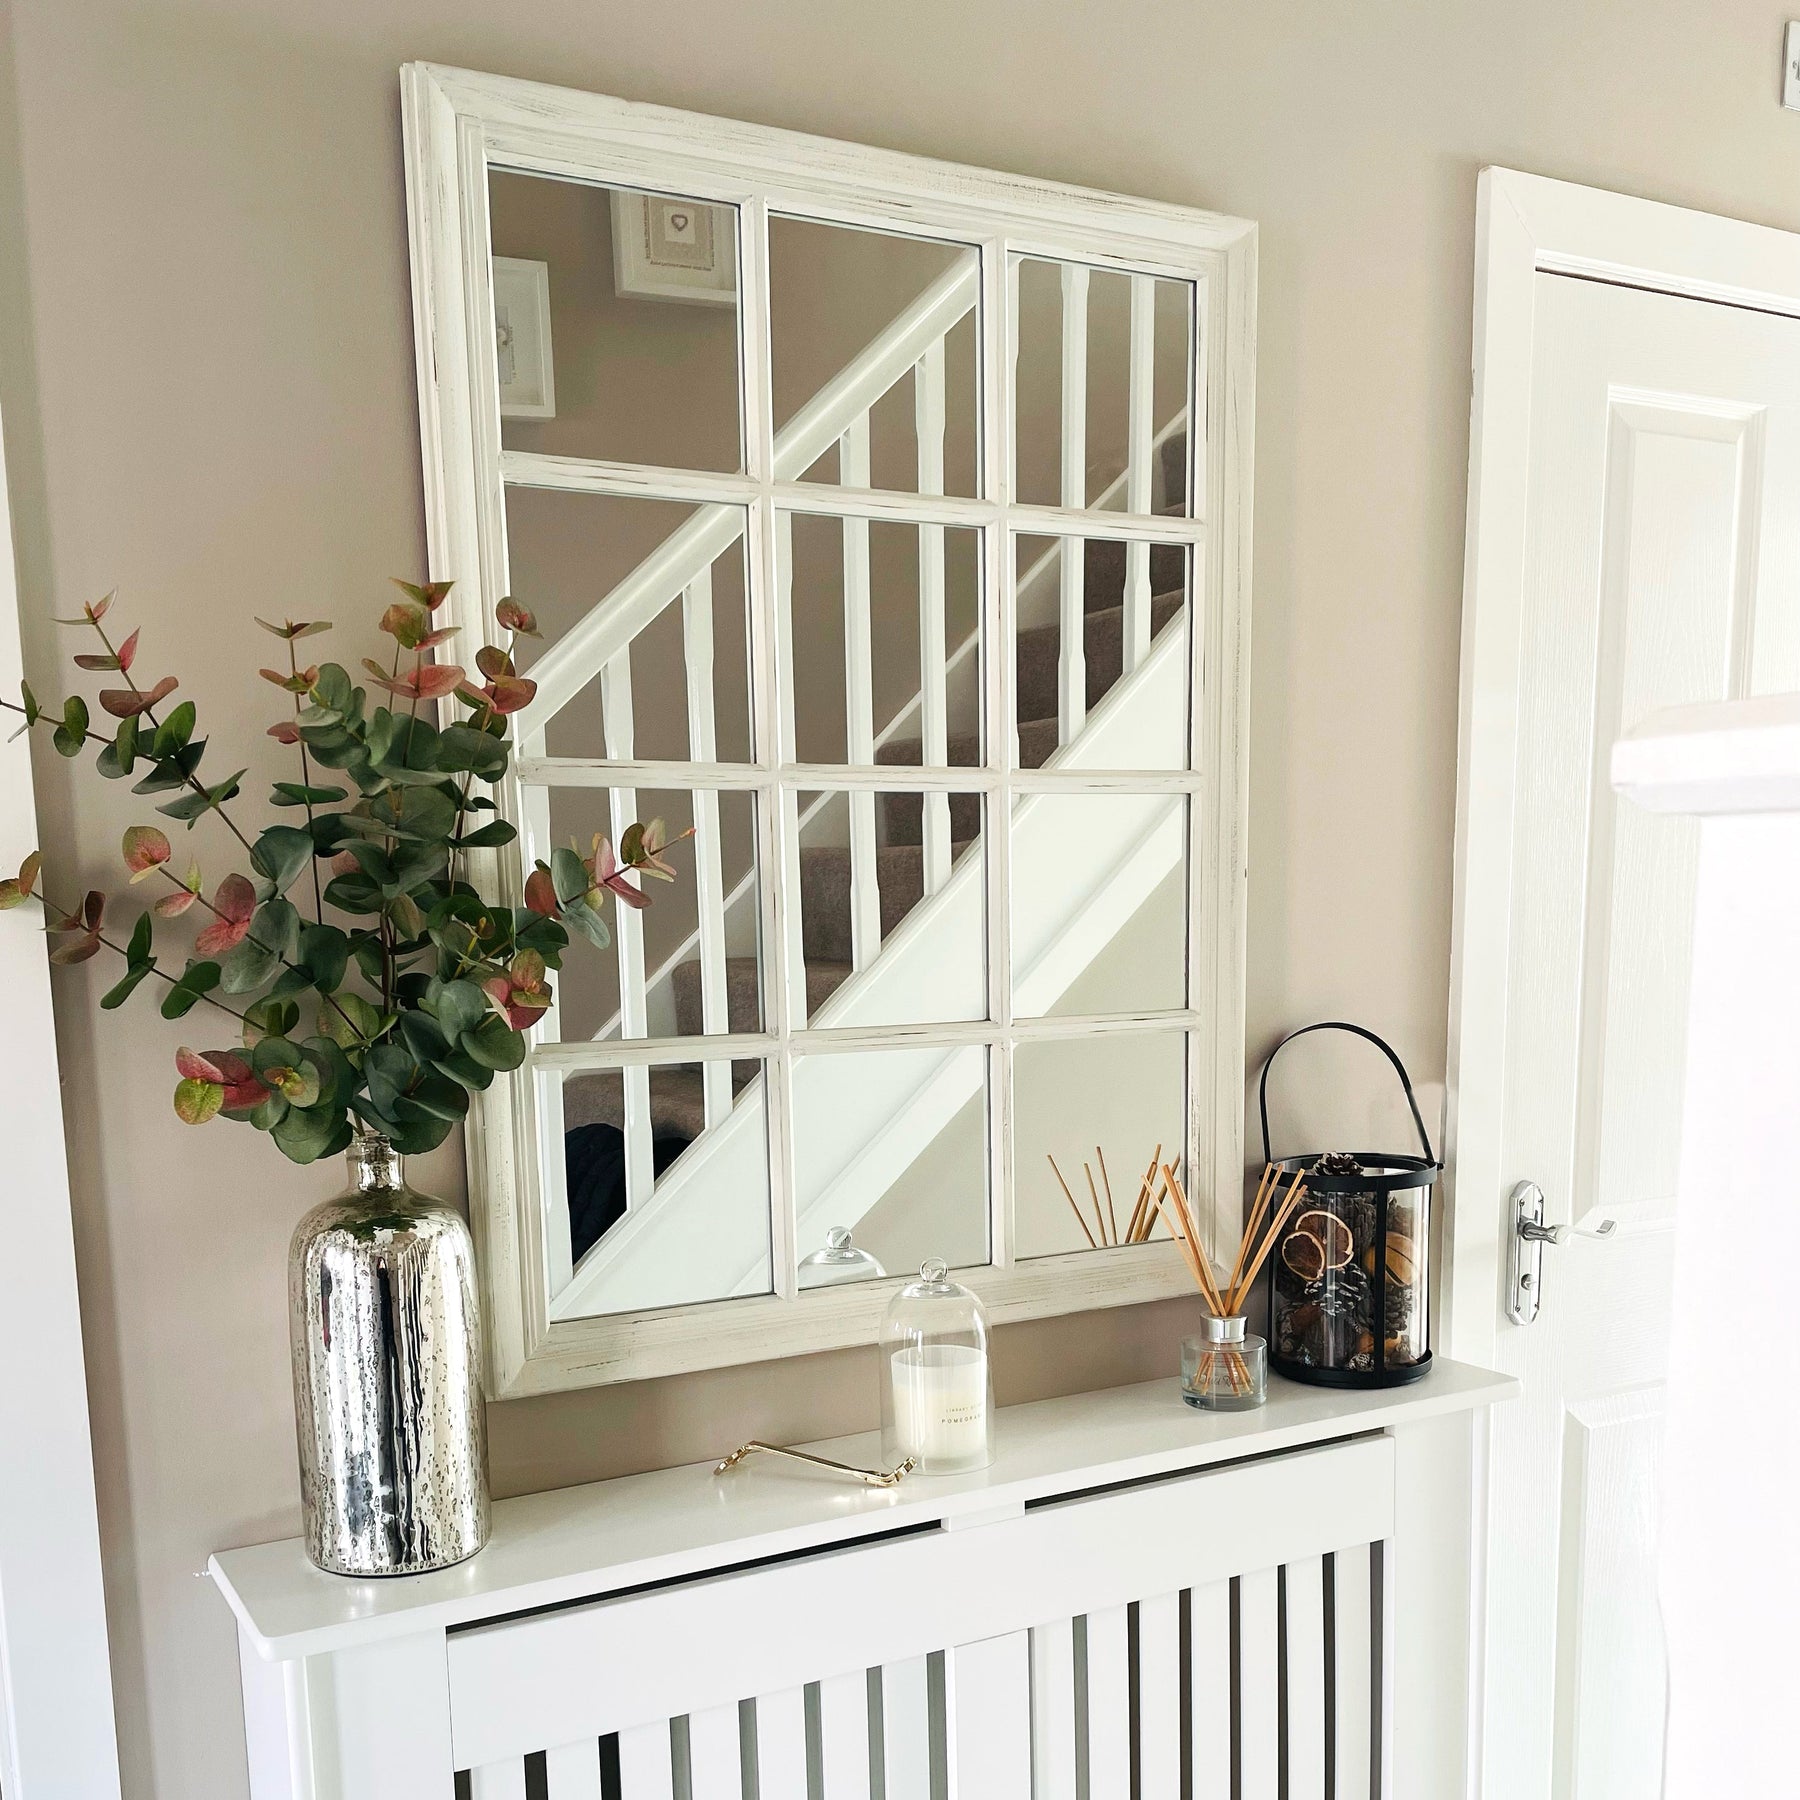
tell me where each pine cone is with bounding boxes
[1313,1150,1363,1179]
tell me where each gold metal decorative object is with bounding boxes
[714,1440,916,1488]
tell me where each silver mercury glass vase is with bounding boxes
[288,1130,490,1575]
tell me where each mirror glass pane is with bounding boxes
[792,1044,989,1285]
[769,217,979,497]
[1010,792,1186,1018]
[544,1058,772,1314]
[1011,257,1194,516]
[488,170,743,471]
[533,786,761,1045]
[505,487,754,763]
[791,788,985,1027]
[779,512,982,768]
[1013,1033,1187,1259]
[1011,534,1191,770]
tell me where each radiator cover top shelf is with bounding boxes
[210,1359,1514,1666]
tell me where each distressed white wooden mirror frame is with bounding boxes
[401,62,1256,1396]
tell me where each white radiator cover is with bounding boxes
[211,1363,1513,1799]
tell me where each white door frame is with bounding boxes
[1444,166,1800,1367]
[0,401,122,1790]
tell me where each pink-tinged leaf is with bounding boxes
[116,628,139,673]
[379,601,428,648]
[73,652,120,671]
[486,673,536,715]
[19,851,40,897]
[255,617,333,641]
[416,625,459,649]
[415,663,465,700]
[496,598,541,637]
[48,929,101,965]
[154,887,198,918]
[392,578,454,612]
[173,1077,223,1125]
[98,674,178,718]
[123,824,172,881]
[523,866,557,917]
[193,873,254,955]
[1,849,43,907]
[267,720,300,745]
[329,850,359,877]
[592,840,648,911]
[266,1064,320,1108]
[176,1045,225,1082]
[475,644,514,681]
[88,593,112,622]
[81,889,104,931]
[0,881,22,910]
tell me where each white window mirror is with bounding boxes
[402,63,1256,1394]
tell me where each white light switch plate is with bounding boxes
[1785,22,1800,111]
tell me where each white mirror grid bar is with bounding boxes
[401,62,1257,1389]
[457,1552,1381,1800]
[444,1439,1390,1800]
[495,206,1211,1295]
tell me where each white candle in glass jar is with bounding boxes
[889,1343,989,1468]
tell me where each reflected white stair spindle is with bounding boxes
[1124,274,1154,674]
[915,341,952,896]
[681,568,731,1127]
[600,650,653,1211]
[840,413,881,971]
[1058,263,1089,744]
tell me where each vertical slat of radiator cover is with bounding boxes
[1030,1616,1078,1800]
[882,1655,932,1800]
[947,1632,1030,1800]
[544,1738,603,1799]
[915,340,952,896]
[686,1703,743,1800]
[1333,1545,1373,1800]
[1189,1581,1231,1797]
[817,1668,872,1800]
[1285,1556,1327,1798]
[1238,1568,1280,1800]
[1057,263,1090,745]
[470,1762,527,1800]
[617,1720,676,1800]
[599,649,653,1210]
[756,1686,809,1798]
[1136,1591,1181,1798]
[1085,1604,1131,1800]
[838,413,881,970]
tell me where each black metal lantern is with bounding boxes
[1260,1023,1438,1389]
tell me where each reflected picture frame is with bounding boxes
[493,256,555,419]
[611,191,738,307]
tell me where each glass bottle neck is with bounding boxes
[346,1131,404,1195]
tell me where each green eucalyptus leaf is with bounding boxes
[100,959,156,1010]
[426,977,488,1038]
[250,826,314,896]
[371,785,457,844]
[270,781,347,808]
[271,1101,351,1164]
[401,1071,469,1123]
[454,820,517,850]
[397,1010,449,1064]
[297,923,349,992]
[561,897,612,951]
[126,909,153,964]
[550,845,588,908]
[130,739,205,794]
[322,872,384,915]
[460,1013,527,1073]
[248,1089,290,1132]
[159,958,221,1019]
[254,896,301,959]
[435,723,508,778]
[150,702,196,756]
[218,933,280,994]
[53,695,89,757]
[318,990,380,1050]
[157,771,245,827]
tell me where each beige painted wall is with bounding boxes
[3,1,1800,1792]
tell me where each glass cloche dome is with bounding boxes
[879,1259,995,1475]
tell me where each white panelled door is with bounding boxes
[1450,173,1800,1800]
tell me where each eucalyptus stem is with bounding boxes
[33,887,248,1024]
[288,638,325,920]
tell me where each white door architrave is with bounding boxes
[0,401,122,1787]
[1447,167,1800,1798]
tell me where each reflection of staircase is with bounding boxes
[562,434,1190,1262]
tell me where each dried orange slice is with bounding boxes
[1281,1230,1326,1282]
[1295,1209,1354,1271]
[1385,1231,1416,1286]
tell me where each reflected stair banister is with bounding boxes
[513,256,978,742]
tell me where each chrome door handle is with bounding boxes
[1507,1180,1615,1324]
